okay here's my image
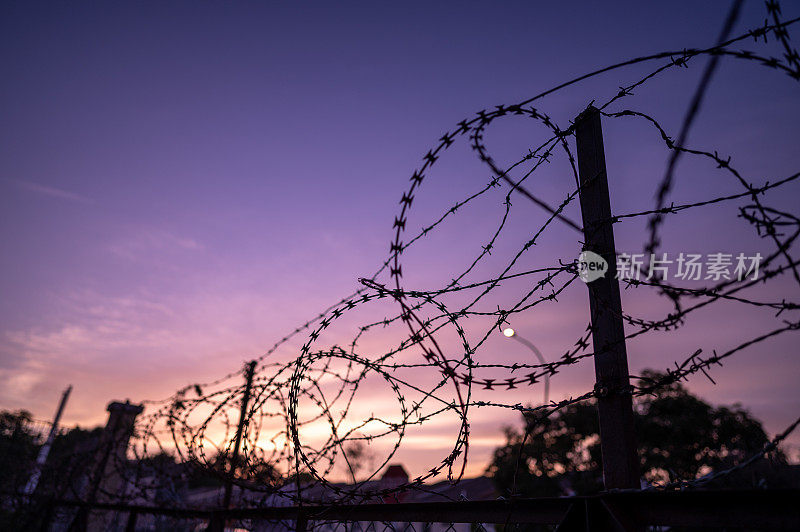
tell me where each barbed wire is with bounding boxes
[9,1,800,521]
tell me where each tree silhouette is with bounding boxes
[487,370,785,497]
[342,440,377,482]
[0,410,38,494]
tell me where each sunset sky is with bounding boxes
[1,1,799,480]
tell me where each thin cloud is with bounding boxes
[108,228,204,261]
[12,179,93,204]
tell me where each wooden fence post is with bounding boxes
[574,106,640,491]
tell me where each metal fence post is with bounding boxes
[208,360,257,532]
[296,510,308,532]
[124,509,138,532]
[574,106,640,491]
[223,360,257,508]
[33,499,55,532]
[23,385,72,498]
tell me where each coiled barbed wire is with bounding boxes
[31,1,800,511]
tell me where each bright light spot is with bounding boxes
[502,328,515,337]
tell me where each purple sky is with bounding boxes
[2,1,799,478]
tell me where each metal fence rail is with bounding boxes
[26,489,800,531]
